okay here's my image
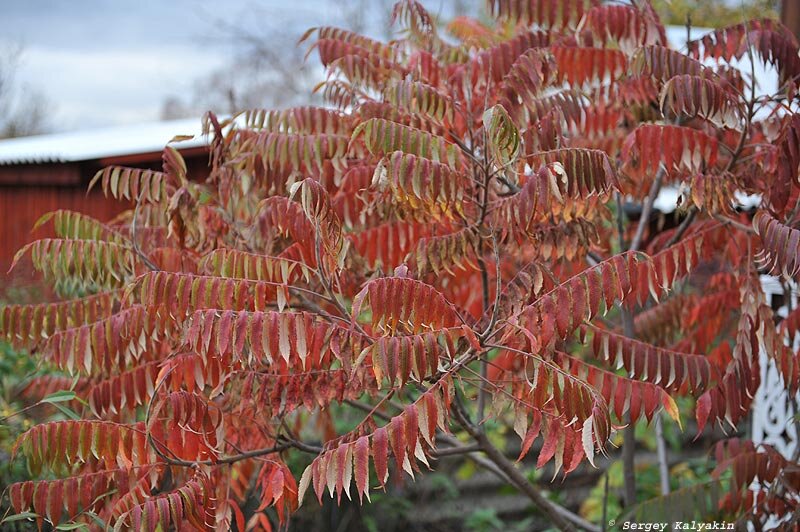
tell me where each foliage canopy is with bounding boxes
[3,0,800,530]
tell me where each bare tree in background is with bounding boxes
[161,2,339,119]
[338,0,396,36]
[0,45,52,139]
[161,0,482,120]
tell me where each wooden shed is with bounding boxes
[0,119,210,286]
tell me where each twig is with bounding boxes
[620,282,637,506]
[438,434,600,532]
[496,174,521,194]
[618,99,674,501]
[155,441,296,467]
[312,231,369,337]
[347,390,397,436]
[296,292,350,325]
[435,433,508,480]
[713,213,755,234]
[723,19,758,175]
[629,166,665,253]
[664,207,697,248]
[431,443,481,457]
[615,192,626,251]
[601,471,610,532]
[481,233,503,339]
[345,399,391,422]
[313,234,349,318]
[131,200,159,271]
[655,415,670,495]
[282,437,324,455]
[0,401,49,423]
[586,250,604,266]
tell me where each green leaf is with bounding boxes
[1,512,39,524]
[41,390,76,404]
[52,402,81,420]
[56,523,89,531]
[84,511,109,530]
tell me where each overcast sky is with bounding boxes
[1,0,382,132]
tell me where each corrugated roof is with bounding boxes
[0,118,208,165]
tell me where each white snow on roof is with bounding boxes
[0,118,208,165]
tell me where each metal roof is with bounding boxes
[0,118,208,166]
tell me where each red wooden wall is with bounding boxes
[0,185,130,285]
[0,149,209,288]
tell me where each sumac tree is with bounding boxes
[3,1,800,530]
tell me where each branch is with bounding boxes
[475,249,491,428]
[664,207,697,248]
[619,127,673,504]
[435,433,508,478]
[713,213,755,234]
[430,443,481,457]
[0,400,55,423]
[629,165,665,253]
[496,174,521,194]
[143,366,321,468]
[296,292,351,326]
[344,399,392,422]
[451,397,587,531]
[164,441,295,467]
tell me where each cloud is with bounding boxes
[11,44,227,129]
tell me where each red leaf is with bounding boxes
[353,437,370,503]
[372,427,389,487]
